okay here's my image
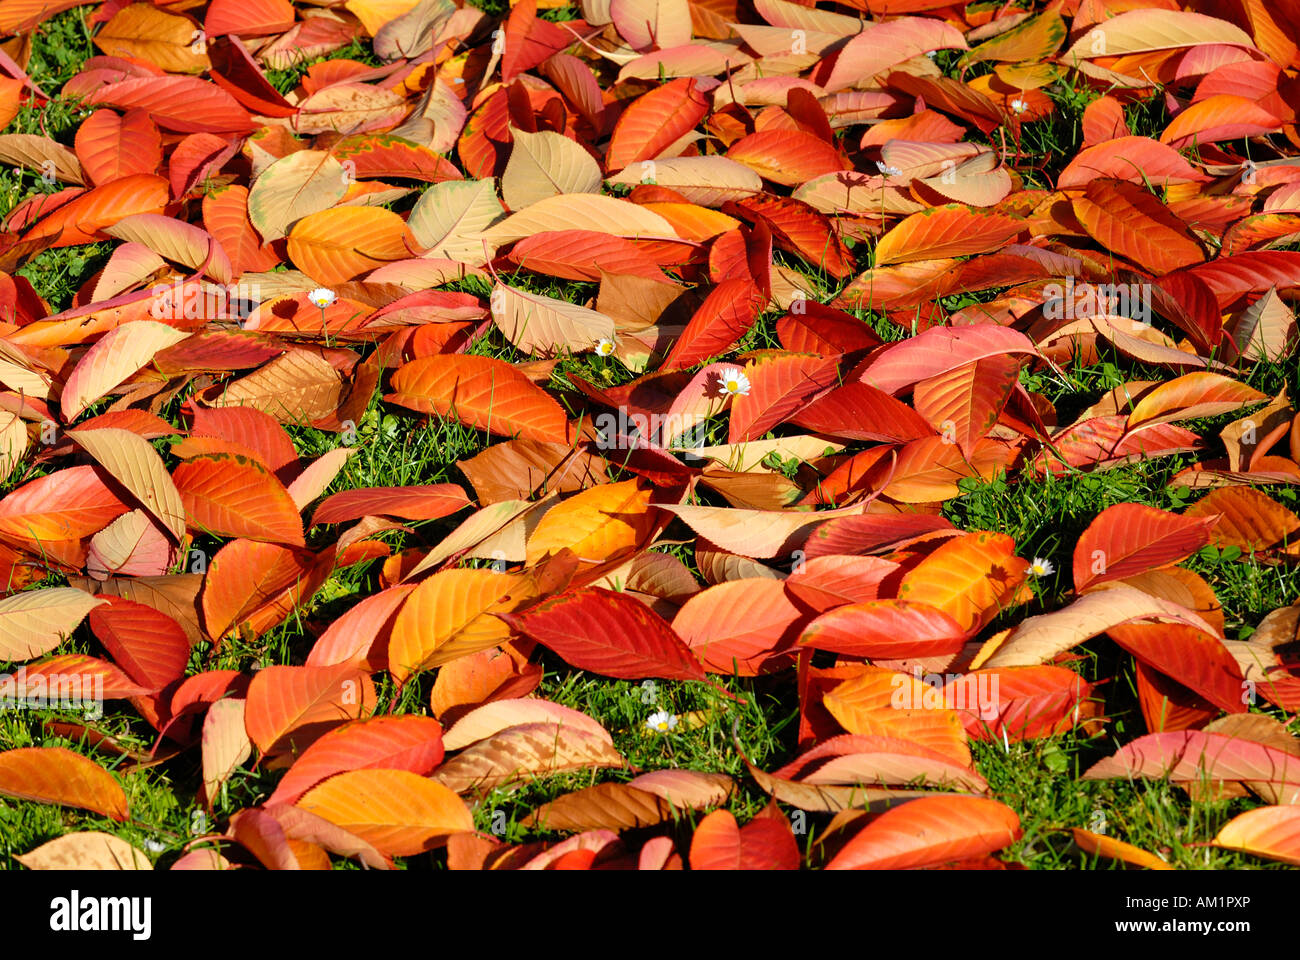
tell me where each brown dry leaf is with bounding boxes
[202,349,344,424]
[16,831,153,870]
[430,722,625,794]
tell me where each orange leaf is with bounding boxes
[873,205,1023,266]
[688,807,800,869]
[827,795,1020,869]
[0,746,128,820]
[897,531,1026,632]
[296,768,473,857]
[244,663,376,756]
[311,484,471,526]
[728,353,842,443]
[606,77,708,173]
[202,184,280,275]
[387,568,534,682]
[503,586,707,680]
[1184,487,1300,550]
[817,667,971,767]
[800,599,969,659]
[268,715,444,806]
[912,356,1021,456]
[1160,94,1281,150]
[22,173,169,248]
[201,539,328,641]
[286,206,413,285]
[0,465,130,545]
[1126,372,1266,427]
[73,109,162,187]
[1073,503,1215,592]
[726,129,850,186]
[1070,828,1173,869]
[1071,179,1205,274]
[173,453,305,546]
[1212,805,1300,866]
[386,354,567,443]
[524,479,655,566]
[1110,621,1246,714]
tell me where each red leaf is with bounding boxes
[799,599,969,659]
[860,323,1043,396]
[499,587,706,681]
[85,76,255,133]
[88,596,190,691]
[73,109,161,186]
[727,353,841,443]
[205,0,294,37]
[1073,503,1214,592]
[788,381,935,442]
[1108,621,1247,714]
[731,194,855,279]
[940,666,1094,740]
[189,405,298,480]
[16,654,151,698]
[672,579,806,675]
[660,278,766,371]
[783,555,901,611]
[311,484,471,526]
[500,0,571,84]
[268,715,444,805]
[606,78,708,173]
[776,302,882,355]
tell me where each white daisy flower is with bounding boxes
[307,287,337,309]
[926,50,937,59]
[1027,557,1054,578]
[646,710,679,734]
[875,161,903,177]
[595,338,616,357]
[1009,99,1028,115]
[142,837,167,853]
[717,367,751,397]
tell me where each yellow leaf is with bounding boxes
[525,479,655,566]
[387,568,533,682]
[287,206,412,285]
[297,769,472,857]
